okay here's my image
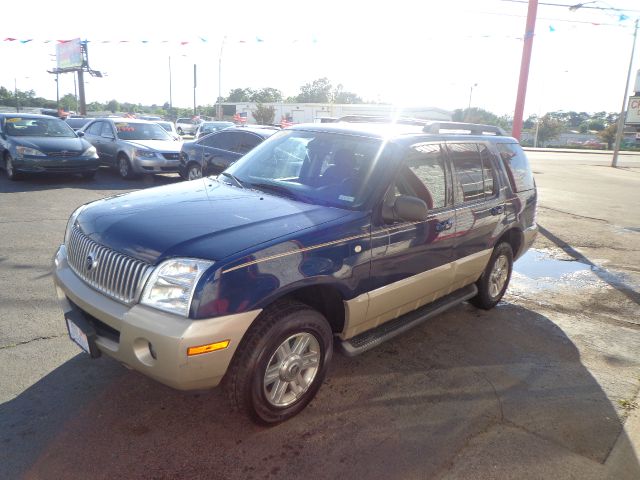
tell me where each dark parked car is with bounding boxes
[53,120,537,424]
[81,118,182,178]
[0,113,99,180]
[65,117,92,132]
[179,126,278,180]
[195,121,234,139]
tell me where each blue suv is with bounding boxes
[53,120,537,424]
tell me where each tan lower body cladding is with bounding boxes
[342,249,492,339]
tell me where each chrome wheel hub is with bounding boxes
[188,166,202,180]
[263,332,321,407]
[489,254,509,298]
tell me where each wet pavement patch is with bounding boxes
[511,249,605,292]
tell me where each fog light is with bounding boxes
[187,340,230,356]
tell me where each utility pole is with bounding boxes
[512,0,539,140]
[612,18,639,167]
[218,36,226,120]
[193,63,197,116]
[168,56,173,113]
[14,78,19,113]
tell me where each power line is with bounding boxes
[499,0,640,13]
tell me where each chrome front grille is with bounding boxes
[48,151,81,158]
[67,226,151,304]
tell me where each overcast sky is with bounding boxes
[1,0,639,117]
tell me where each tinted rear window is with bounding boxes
[496,143,535,192]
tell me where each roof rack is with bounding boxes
[337,115,506,136]
[421,121,506,136]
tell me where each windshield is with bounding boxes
[202,122,233,133]
[4,117,76,138]
[157,122,172,131]
[225,130,385,209]
[114,122,172,141]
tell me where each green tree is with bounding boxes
[226,88,254,102]
[106,99,119,113]
[251,88,282,103]
[333,84,363,104]
[59,93,77,112]
[296,77,332,103]
[252,103,275,125]
[452,108,511,130]
[598,123,617,149]
[587,119,605,132]
[536,114,564,146]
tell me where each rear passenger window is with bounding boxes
[85,122,102,136]
[479,144,498,197]
[496,143,535,192]
[236,133,261,154]
[400,143,447,209]
[450,143,498,203]
[449,143,484,203]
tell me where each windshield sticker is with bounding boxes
[338,195,355,202]
[6,118,22,123]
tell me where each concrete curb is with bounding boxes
[604,390,640,479]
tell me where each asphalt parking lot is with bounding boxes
[1,152,639,479]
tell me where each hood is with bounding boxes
[124,139,182,152]
[13,136,91,154]
[77,180,353,264]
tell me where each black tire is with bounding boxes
[470,242,513,310]
[117,154,135,179]
[177,127,184,135]
[80,170,96,180]
[5,154,22,181]
[186,162,203,180]
[223,300,333,425]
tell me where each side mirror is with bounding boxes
[77,131,85,137]
[383,195,428,223]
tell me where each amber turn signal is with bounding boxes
[187,340,230,356]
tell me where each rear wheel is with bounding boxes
[5,154,22,181]
[177,127,184,135]
[470,242,513,310]
[117,155,135,179]
[224,300,333,425]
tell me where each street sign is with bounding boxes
[627,97,640,125]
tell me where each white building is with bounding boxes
[223,102,451,124]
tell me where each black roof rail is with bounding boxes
[422,121,506,136]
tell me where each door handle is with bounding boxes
[491,205,505,216]
[436,219,453,232]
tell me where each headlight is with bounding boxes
[16,146,46,157]
[82,145,97,157]
[64,204,88,245]
[140,258,214,317]
[134,148,158,159]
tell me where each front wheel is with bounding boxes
[224,300,333,425]
[5,155,22,181]
[470,242,513,310]
[117,155,135,179]
[187,162,203,180]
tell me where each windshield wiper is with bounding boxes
[219,172,245,189]
[249,182,301,201]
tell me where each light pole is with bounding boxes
[468,83,477,111]
[217,36,226,120]
[612,18,639,167]
[193,63,197,117]
[14,78,18,113]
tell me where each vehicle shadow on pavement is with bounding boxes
[2,303,638,480]
[0,169,181,194]
[538,224,640,306]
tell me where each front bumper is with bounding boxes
[53,245,261,390]
[131,155,181,174]
[13,156,99,173]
